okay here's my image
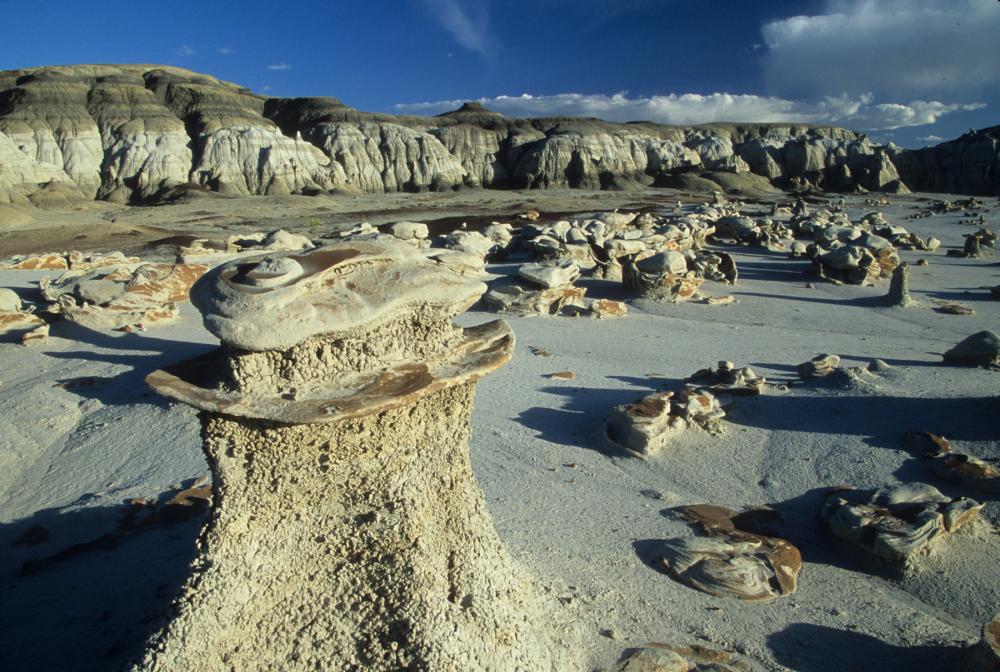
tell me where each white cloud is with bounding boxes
[174,45,196,57]
[394,91,983,130]
[762,0,1000,99]
[421,0,492,58]
[217,47,234,55]
[266,63,291,71]
[918,135,945,144]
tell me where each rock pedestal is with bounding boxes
[139,239,576,671]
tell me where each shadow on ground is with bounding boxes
[767,622,970,672]
[0,499,203,672]
[42,321,215,408]
[516,376,684,456]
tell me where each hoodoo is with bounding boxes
[138,239,577,670]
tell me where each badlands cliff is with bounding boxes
[0,64,997,206]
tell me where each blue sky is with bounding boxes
[2,0,996,147]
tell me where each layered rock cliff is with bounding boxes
[0,64,996,205]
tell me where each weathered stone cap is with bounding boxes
[146,320,513,423]
[190,238,487,351]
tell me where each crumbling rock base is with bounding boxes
[137,383,576,671]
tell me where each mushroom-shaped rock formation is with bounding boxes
[657,504,801,602]
[821,483,982,565]
[943,331,1000,369]
[139,239,576,670]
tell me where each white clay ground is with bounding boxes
[0,192,997,671]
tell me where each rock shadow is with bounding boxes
[767,622,970,672]
[724,392,999,448]
[516,378,683,456]
[41,321,215,408]
[0,495,204,672]
[733,260,811,284]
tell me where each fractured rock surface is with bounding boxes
[658,504,801,602]
[821,483,982,565]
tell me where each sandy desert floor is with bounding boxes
[0,188,997,671]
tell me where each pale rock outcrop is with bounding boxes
[194,126,333,195]
[3,64,999,202]
[432,122,508,187]
[86,77,192,202]
[0,130,73,204]
[0,72,104,197]
[306,121,465,192]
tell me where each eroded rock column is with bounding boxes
[139,239,577,671]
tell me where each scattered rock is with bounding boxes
[797,354,841,380]
[943,331,1000,368]
[548,371,575,380]
[604,386,726,457]
[822,483,982,564]
[386,221,429,241]
[905,431,1000,493]
[868,358,892,373]
[935,302,975,315]
[0,250,140,272]
[517,259,581,289]
[483,283,587,316]
[686,361,765,395]
[21,323,49,345]
[41,263,208,330]
[0,288,22,311]
[600,643,751,672]
[0,307,46,339]
[658,504,801,601]
[623,256,702,303]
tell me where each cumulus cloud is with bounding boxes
[394,91,982,130]
[918,135,945,144]
[421,0,493,58]
[174,45,196,57]
[761,0,1000,99]
[266,63,291,71]
[217,47,235,55]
